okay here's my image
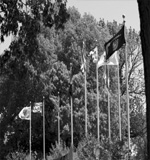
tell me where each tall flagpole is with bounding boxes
[96,60,99,142]
[107,65,111,141]
[58,92,60,145]
[83,41,87,137]
[117,61,121,141]
[29,101,32,160]
[70,63,73,160]
[85,66,87,137]
[123,15,131,154]
[43,96,45,160]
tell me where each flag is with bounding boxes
[81,41,86,73]
[69,83,72,97]
[33,102,42,113]
[89,46,98,63]
[19,106,31,120]
[105,25,126,60]
[97,51,119,68]
[106,51,119,65]
[97,51,106,68]
[81,53,86,73]
[103,69,111,96]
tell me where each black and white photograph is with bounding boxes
[0,0,149,159]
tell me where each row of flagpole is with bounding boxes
[81,15,130,158]
[18,15,130,160]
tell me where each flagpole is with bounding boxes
[58,92,60,145]
[85,68,88,137]
[96,61,100,143]
[117,62,121,141]
[123,15,130,155]
[70,63,73,160]
[29,101,32,160]
[83,41,87,138]
[107,65,111,141]
[43,96,45,160]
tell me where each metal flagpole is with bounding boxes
[83,41,87,137]
[123,15,131,155]
[43,96,45,160]
[85,66,87,137]
[58,92,60,145]
[107,65,111,141]
[96,59,100,160]
[29,101,32,160]
[96,60,100,142]
[70,63,73,160]
[117,61,121,141]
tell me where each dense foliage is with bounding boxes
[0,2,146,159]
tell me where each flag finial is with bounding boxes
[122,14,126,24]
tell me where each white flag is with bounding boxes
[97,51,118,68]
[106,51,119,65]
[19,106,31,120]
[89,46,98,63]
[97,51,106,68]
[33,102,42,113]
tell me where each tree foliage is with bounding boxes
[0,4,146,159]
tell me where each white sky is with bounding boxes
[67,0,140,31]
[0,0,140,55]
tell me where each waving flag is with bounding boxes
[97,51,106,68]
[105,25,126,60]
[19,106,31,120]
[89,46,98,63]
[81,41,86,73]
[81,53,86,73]
[97,51,118,68]
[33,102,42,113]
[106,51,119,65]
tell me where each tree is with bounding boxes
[0,0,69,42]
[137,0,150,158]
[0,1,70,159]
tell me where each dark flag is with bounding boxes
[105,25,126,60]
[69,83,72,97]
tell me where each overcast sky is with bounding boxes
[67,0,140,31]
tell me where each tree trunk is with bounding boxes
[137,0,150,159]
